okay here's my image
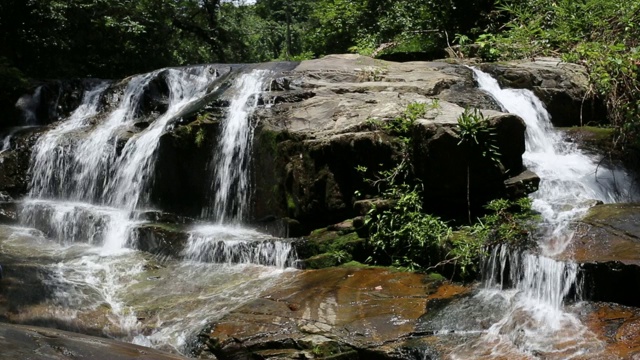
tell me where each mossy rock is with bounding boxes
[304,253,350,269]
[298,228,367,263]
[561,126,615,154]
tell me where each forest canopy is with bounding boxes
[0,0,496,79]
[1,0,639,143]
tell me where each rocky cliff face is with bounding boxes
[1,55,593,235]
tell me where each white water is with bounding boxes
[108,68,219,210]
[203,70,269,222]
[450,68,637,358]
[2,66,299,355]
[473,69,634,255]
[184,225,296,268]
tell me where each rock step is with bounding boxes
[559,203,640,307]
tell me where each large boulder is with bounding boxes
[251,54,535,230]
[411,103,528,218]
[3,55,543,232]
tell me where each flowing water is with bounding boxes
[202,70,268,222]
[0,66,297,355]
[445,69,637,359]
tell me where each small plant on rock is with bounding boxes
[456,108,502,223]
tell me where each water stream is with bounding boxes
[0,66,297,354]
[445,68,637,359]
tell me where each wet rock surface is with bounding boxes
[0,323,188,360]
[0,126,46,198]
[193,267,469,359]
[2,55,594,232]
[574,302,640,360]
[561,204,640,306]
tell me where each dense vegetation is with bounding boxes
[460,0,640,147]
[0,0,496,80]
[358,103,536,278]
[3,0,637,141]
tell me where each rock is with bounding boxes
[559,204,640,306]
[134,210,194,225]
[574,302,640,360]
[251,55,534,227]
[504,170,540,198]
[479,58,606,127]
[411,105,527,218]
[0,201,18,224]
[0,323,188,359]
[295,228,367,267]
[252,128,403,233]
[0,191,13,202]
[561,126,616,155]
[150,118,220,218]
[132,223,189,258]
[0,127,45,198]
[5,55,548,232]
[191,267,469,359]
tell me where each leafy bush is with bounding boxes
[365,180,451,271]
[448,198,537,276]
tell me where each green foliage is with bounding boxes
[475,34,501,62]
[456,108,501,165]
[471,198,537,247]
[365,180,451,271]
[449,198,536,276]
[360,103,538,277]
[0,57,29,125]
[195,128,206,148]
[380,102,426,144]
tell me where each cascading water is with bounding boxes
[1,65,297,355]
[202,69,268,222]
[183,225,296,268]
[447,68,636,358]
[185,69,297,269]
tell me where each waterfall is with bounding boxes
[4,65,297,354]
[202,69,269,223]
[28,67,219,209]
[449,68,633,358]
[186,69,299,269]
[473,68,633,293]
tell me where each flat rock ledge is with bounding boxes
[190,267,468,359]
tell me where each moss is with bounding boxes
[195,128,206,148]
[299,228,368,266]
[286,192,297,214]
[258,129,279,152]
[426,272,446,282]
[304,253,342,269]
[560,126,615,153]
